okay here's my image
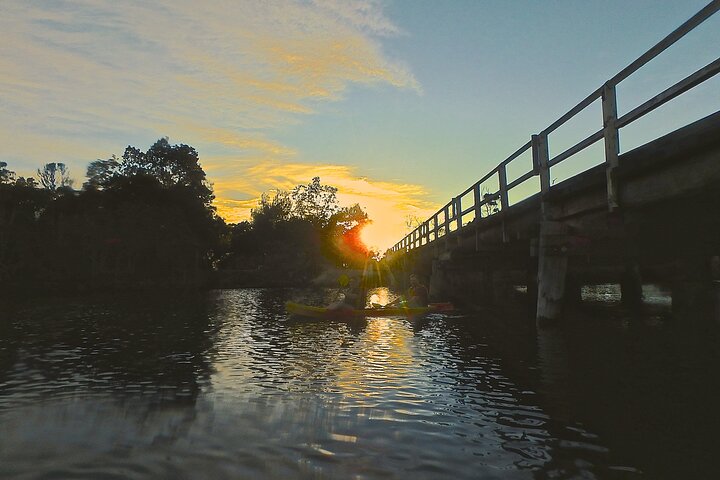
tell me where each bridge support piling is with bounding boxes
[715,283,720,326]
[536,221,570,325]
[527,240,539,315]
[621,260,643,309]
[672,249,712,325]
[713,256,720,326]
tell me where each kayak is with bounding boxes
[285,301,453,319]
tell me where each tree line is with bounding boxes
[0,139,372,294]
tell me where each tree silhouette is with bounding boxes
[84,156,121,190]
[216,175,373,286]
[14,177,38,188]
[291,177,339,227]
[405,214,421,230]
[0,162,15,184]
[1,151,373,292]
[481,186,499,216]
[251,190,292,226]
[324,203,371,267]
[0,168,51,286]
[37,163,73,192]
[120,138,214,208]
[0,140,226,292]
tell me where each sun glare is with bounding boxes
[359,221,390,254]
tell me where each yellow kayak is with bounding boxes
[285,301,453,319]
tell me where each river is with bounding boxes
[0,287,718,479]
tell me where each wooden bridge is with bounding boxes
[384,2,720,323]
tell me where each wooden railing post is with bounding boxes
[384,3,719,303]
[498,165,509,211]
[444,205,450,232]
[443,204,450,248]
[602,82,620,210]
[532,133,551,195]
[498,165,510,243]
[455,196,462,232]
[473,184,482,221]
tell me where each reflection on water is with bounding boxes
[0,288,717,478]
[582,283,673,307]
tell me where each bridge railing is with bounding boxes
[391,0,720,254]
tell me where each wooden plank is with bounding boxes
[608,1,719,87]
[498,165,509,211]
[443,204,450,247]
[386,3,719,252]
[532,134,551,194]
[473,184,482,222]
[622,148,720,207]
[602,83,620,210]
[455,196,463,231]
[617,57,720,129]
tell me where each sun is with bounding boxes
[358,221,384,253]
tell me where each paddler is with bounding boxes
[328,275,367,312]
[389,273,429,308]
[406,273,429,307]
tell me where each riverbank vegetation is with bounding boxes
[0,139,374,294]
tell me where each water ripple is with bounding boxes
[0,288,654,479]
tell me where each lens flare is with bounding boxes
[342,223,370,256]
[358,222,381,253]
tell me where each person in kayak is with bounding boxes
[328,276,367,312]
[388,273,429,308]
[406,273,429,307]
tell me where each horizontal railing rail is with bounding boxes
[390,1,720,254]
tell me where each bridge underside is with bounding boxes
[385,111,720,324]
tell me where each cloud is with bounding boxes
[1,1,419,173]
[2,1,426,249]
[311,0,403,36]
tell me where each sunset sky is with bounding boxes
[2,1,718,251]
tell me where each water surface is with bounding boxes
[1,288,717,479]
